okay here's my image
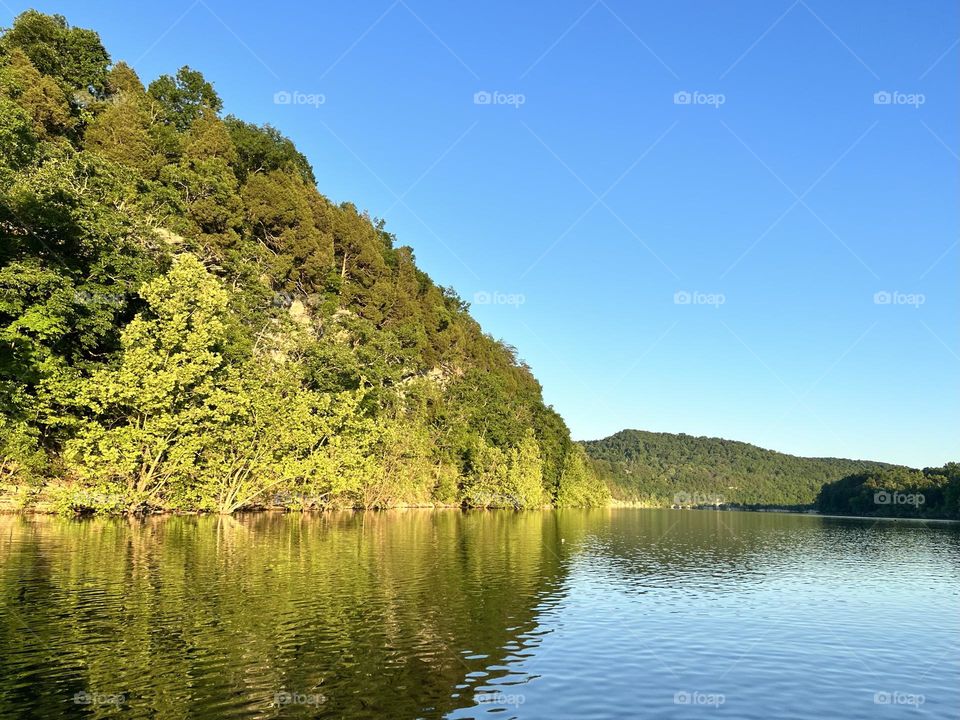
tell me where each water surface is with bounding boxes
[1,509,957,718]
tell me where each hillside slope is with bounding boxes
[582,430,898,507]
[0,10,608,513]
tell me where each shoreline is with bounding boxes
[615,505,960,523]
[1,501,956,523]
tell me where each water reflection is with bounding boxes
[2,511,579,718]
[1,509,958,719]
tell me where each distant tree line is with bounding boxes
[816,464,960,519]
[582,430,903,508]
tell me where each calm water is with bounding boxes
[1,509,958,719]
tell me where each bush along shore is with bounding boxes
[0,11,610,515]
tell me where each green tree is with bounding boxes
[158,111,243,253]
[505,430,546,508]
[1,10,110,94]
[84,94,155,172]
[241,169,333,287]
[147,66,221,130]
[65,256,230,511]
[225,117,315,184]
[556,444,609,507]
[191,361,369,514]
[0,48,74,141]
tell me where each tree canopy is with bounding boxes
[816,463,960,519]
[0,11,608,514]
[583,429,901,508]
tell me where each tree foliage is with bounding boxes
[816,464,960,519]
[0,11,601,514]
[0,10,110,95]
[556,444,610,507]
[583,430,901,507]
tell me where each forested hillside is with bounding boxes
[816,464,960,519]
[582,430,898,507]
[0,11,608,514]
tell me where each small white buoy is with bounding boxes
[561,538,565,543]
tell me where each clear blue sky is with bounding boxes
[15,0,959,467]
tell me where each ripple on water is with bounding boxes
[0,510,957,720]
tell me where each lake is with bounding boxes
[1,509,957,719]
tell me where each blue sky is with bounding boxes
[15,1,958,467]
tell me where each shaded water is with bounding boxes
[1,509,957,719]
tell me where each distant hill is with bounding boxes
[816,463,960,519]
[581,430,900,507]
